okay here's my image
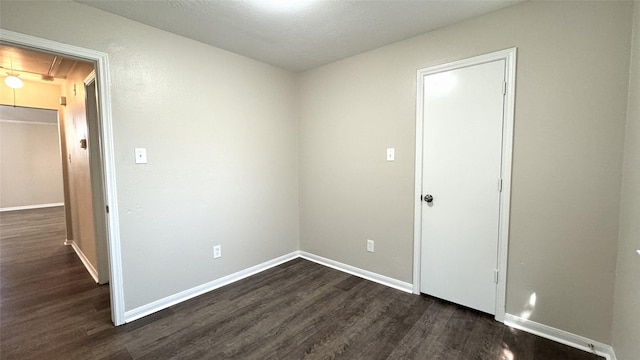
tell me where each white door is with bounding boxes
[420,59,506,314]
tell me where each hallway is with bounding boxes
[0,207,112,358]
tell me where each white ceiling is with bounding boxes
[78,0,522,72]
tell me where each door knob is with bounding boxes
[424,194,433,203]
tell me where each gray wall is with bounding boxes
[0,1,300,310]
[0,106,64,209]
[612,3,640,359]
[2,0,637,351]
[298,1,632,343]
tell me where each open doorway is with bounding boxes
[0,32,124,325]
[0,44,108,283]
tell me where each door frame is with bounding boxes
[412,48,517,322]
[84,70,111,285]
[1,29,125,325]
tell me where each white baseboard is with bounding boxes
[65,239,99,283]
[124,250,413,323]
[116,250,619,360]
[504,314,616,360]
[124,251,300,323]
[298,251,413,293]
[0,202,64,212]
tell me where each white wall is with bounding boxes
[612,2,640,360]
[298,1,632,344]
[0,106,64,209]
[0,1,299,310]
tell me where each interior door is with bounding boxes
[420,59,506,314]
[85,76,110,284]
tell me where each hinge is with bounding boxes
[494,269,499,284]
[502,81,507,95]
[498,178,503,192]
[106,205,109,213]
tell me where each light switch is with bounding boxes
[386,148,395,161]
[134,148,147,164]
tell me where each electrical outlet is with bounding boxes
[213,245,222,259]
[367,239,374,253]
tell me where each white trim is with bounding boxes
[84,70,96,86]
[0,202,64,212]
[496,47,517,322]
[65,240,99,283]
[299,251,413,293]
[1,29,125,325]
[124,252,300,323]
[504,314,617,360]
[413,48,517,322]
[412,56,426,295]
[0,119,57,125]
[125,250,414,323]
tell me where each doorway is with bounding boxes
[412,48,517,322]
[0,30,124,325]
[1,45,107,282]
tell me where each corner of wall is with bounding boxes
[294,72,303,253]
[611,1,640,359]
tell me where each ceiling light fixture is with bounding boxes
[4,75,23,89]
[250,0,314,13]
[4,60,22,107]
[4,59,23,89]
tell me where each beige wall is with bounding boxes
[0,1,299,310]
[3,0,636,350]
[0,80,64,208]
[298,1,632,343]
[0,110,64,208]
[0,79,61,109]
[612,2,640,360]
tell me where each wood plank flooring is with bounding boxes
[1,207,603,359]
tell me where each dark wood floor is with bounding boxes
[1,207,602,360]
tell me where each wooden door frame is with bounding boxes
[1,29,125,325]
[412,48,517,322]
